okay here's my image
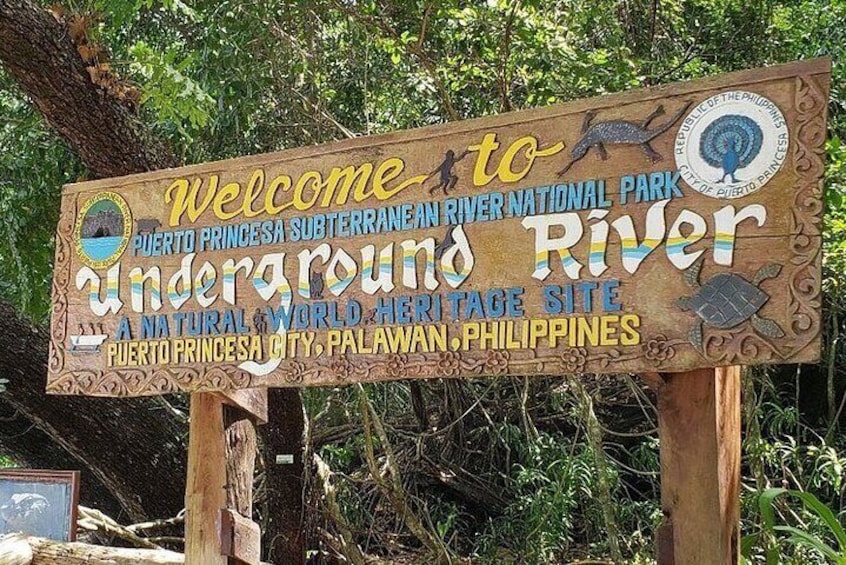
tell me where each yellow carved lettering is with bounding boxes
[293,171,322,210]
[165,175,218,226]
[322,164,373,206]
[468,133,500,187]
[369,158,402,200]
[213,182,242,220]
[243,169,265,218]
[265,175,292,214]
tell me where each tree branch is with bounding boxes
[0,0,186,521]
[498,2,519,113]
[332,0,459,122]
[0,302,188,521]
[0,0,174,178]
[0,5,306,560]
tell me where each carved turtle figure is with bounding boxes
[677,260,785,351]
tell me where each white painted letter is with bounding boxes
[713,204,767,266]
[441,225,475,288]
[297,244,331,298]
[400,238,438,290]
[222,257,255,305]
[326,249,358,296]
[611,199,669,274]
[587,210,610,277]
[252,253,291,303]
[666,210,707,269]
[76,264,122,316]
[521,213,584,280]
[129,266,162,312]
[361,244,395,295]
[167,253,195,310]
[194,262,218,308]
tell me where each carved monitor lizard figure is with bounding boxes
[558,100,693,175]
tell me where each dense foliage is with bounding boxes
[0,0,844,563]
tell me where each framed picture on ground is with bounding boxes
[0,469,80,541]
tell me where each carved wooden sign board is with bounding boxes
[48,59,829,397]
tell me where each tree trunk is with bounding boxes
[262,389,306,564]
[0,0,174,179]
[0,303,187,521]
[0,0,183,521]
[0,0,306,553]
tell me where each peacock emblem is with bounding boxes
[698,114,763,184]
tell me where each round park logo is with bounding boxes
[674,91,788,199]
[75,192,132,269]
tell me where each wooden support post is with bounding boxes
[185,392,228,565]
[185,390,266,565]
[220,508,262,565]
[221,396,263,565]
[224,406,258,518]
[654,367,741,565]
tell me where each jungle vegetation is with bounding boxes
[0,0,844,563]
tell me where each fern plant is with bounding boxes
[748,488,846,564]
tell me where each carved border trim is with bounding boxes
[46,73,828,396]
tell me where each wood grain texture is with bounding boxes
[47,59,830,397]
[219,509,261,565]
[656,366,741,565]
[223,407,257,517]
[219,389,268,424]
[184,393,227,565]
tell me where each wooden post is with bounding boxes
[185,392,228,565]
[184,390,265,565]
[653,367,741,565]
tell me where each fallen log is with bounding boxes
[0,533,184,565]
[0,534,32,565]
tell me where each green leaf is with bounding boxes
[740,533,759,558]
[829,189,844,211]
[775,526,840,561]
[759,487,846,561]
[759,487,789,530]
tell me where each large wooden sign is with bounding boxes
[47,59,829,397]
